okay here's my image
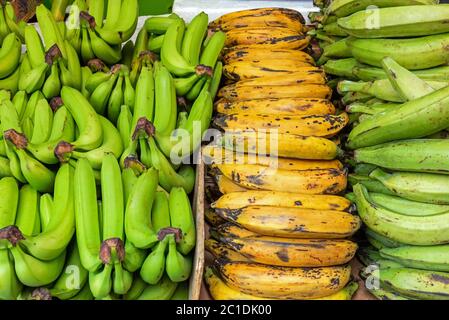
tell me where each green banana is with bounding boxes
[19,164,75,260]
[102,0,121,29]
[317,37,351,64]
[124,275,147,300]
[322,21,347,36]
[24,25,46,69]
[0,249,22,300]
[60,86,103,151]
[0,33,21,79]
[10,245,66,287]
[74,159,102,272]
[123,73,135,111]
[181,12,208,66]
[90,71,118,115]
[338,5,449,38]
[346,102,396,115]
[140,237,169,285]
[50,242,89,300]
[353,64,449,82]
[365,228,403,249]
[117,105,132,149]
[124,167,159,248]
[121,41,134,68]
[354,183,449,245]
[132,27,149,62]
[11,91,27,120]
[89,263,113,299]
[123,239,147,272]
[338,79,408,103]
[367,287,410,301]
[153,61,177,136]
[347,85,449,149]
[107,74,124,124]
[81,66,92,98]
[21,91,44,122]
[152,191,171,232]
[113,262,133,295]
[36,4,67,58]
[3,138,25,183]
[165,234,192,282]
[0,177,19,228]
[370,168,449,204]
[209,61,223,100]
[39,193,53,232]
[69,282,94,300]
[347,33,449,70]
[144,14,181,34]
[42,63,61,99]
[169,187,195,255]
[15,185,40,236]
[85,71,112,93]
[137,275,178,300]
[379,267,449,300]
[30,99,53,144]
[88,28,122,65]
[80,26,95,63]
[0,156,11,178]
[18,63,48,94]
[0,67,20,94]
[131,64,155,132]
[148,34,164,53]
[61,40,82,90]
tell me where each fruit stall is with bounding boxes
[0,0,448,301]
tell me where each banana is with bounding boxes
[117,105,132,149]
[113,0,138,41]
[338,79,407,103]
[80,66,92,99]
[205,238,250,262]
[80,26,95,64]
[217,234,357,267]
[74,159,102,272]
[367,287,410,301]
[123,239,147,273]
[0,177,19,228]
[161,19,210,77]
[60,86,103,151]
[15,185,40,236]
[123,73,135,110]
[10,244,66,287]
[90,70,119,115]
[113,261,133,295]
[209,61,223,100]
[124,167,159,249]
[211,190,351,212]
[0,249,22,300]
[204,145,343,171]
[88,28,122,65]
[131,28,149,64]
[153,62,177,136]
[0,6,9,43]
[69,282,94,300]
[24,25,45,69]
[317,38,351,64]
[152,191,171,232]
[211,222,258,239]
[18,63,48,94]
[221,130,340,160]
[215,112,346,137]
[347,85,449,149]
[39,193,53,232]
[224,27,308,48]
[0,156,11,178]
[212,163,347,194]
[61,40,82,90]
[131,64,154,132]
[223,61,322,81]
[144,13,181,34]
[124,274,147,300]
[346,102,396,115]
[140,236,169,285]
[42,64,61,99]
[339,5,449,38]
[348,33,449,70]
[370,168,449,204]
[89,263,113,299]
[324,0,437,18]
[50,241,89,300]
[323,58,359,79]
[85,70,112,92]
[3,138,26,184]
[137,275,178,300]
[18,164,74,261]
[36,4,67,58]
[169,187,195,255]
[348,174,395,195]
[216,260,351,299]
[103,0,121,29]
[30,99,53,144]
[353,183,449,245]
[210,8,305,29]
[181,12,208,66]
[216,205,360,239]
[223,48,314,65]
[354,64,449,82]
[217,83,332,101]
[231,72,326,87]
[214,174,248,194]
[0,33,21,79]
[0,66,20,94]
[367,192,449,217]
[379,268,449,300]
[165,234,192,282]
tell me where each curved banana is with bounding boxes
[42,63,61,99]
[140,236,168,285]
[0,33,21,79]
[169,187,195,255]
[90,71,119,115]
[137,275,178,300]
[15,185,40,236]
[223,48,314,65]
[24,25,45,69]
[0,249,22,300]
[30,99,53,144]
[214,174,248,194]
[181,12,208,66]
[165,234,192,282]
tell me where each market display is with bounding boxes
[0,0,210,300]
[312,0,449,300]
[202,7,360,300]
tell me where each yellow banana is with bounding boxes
[211,222,258,239]
[203,145,343,171]
[215,113,347,137]
[217,83,332,101]
[224,27,308,49]
[215,98,335,116]
[222,130,340,160]
[211,190,352,211]
[216,235,357,267]
[216,260,351,299]
[213,14,305,33]
[205,208,226,227]
[230,72,326,87]
[205,239,251,262]
[215,205,361,238]
[214,174,248,194]
[223,48,314,65]
[223,62,322,81]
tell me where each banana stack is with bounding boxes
[202,7,359,300]
[312,0,449,300]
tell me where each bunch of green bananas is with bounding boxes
[312,0,449,300]
[0,2,27,43]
